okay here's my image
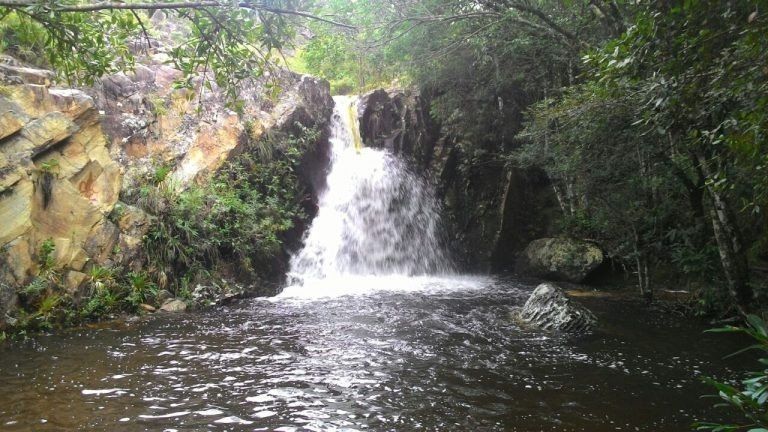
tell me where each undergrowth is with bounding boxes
[2,123,320,339]
[139,123,319,294]
[7,238,158,338]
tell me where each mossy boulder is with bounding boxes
[517,237,603,283]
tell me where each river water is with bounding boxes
[0,277,748,431]
[0,96,749,431]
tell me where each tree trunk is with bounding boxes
[696,153,753,315]
[551,182,568,216]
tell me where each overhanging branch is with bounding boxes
[0,1,356,29]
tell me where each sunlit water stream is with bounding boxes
[0,97,748,431]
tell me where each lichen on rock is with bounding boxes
[517,237,604,283]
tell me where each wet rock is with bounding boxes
[160,299,187,313]
[355,87,555,272]
[518,283,597,332]
[517,238,603,283]
[191,282,245,307]
[357,88,440,170]
[140,303,156,313]
[156,290,173,305]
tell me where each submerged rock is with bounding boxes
[518,283,597,332]
[517,237,603,283]
[160,299,187,313]
[191,282,244,307]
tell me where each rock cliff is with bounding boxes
[356,88,556,271]
[0,52,333,327]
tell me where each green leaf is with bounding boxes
[748,315,768,337]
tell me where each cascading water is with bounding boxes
[0,105,728,432]
[284,96,454,293]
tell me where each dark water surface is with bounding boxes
[0,276,749,431]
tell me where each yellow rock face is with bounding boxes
[0,180,34,246]
[0,110,25,140]
[0,82,122,290]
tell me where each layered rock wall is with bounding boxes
[0,53,333,326]
[0,71,122,319]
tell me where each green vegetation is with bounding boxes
[301,0,767,316]
[136,124,319,294]
[0,1,347,101]
[297,1,404,93]
[7,237,160,336]
[696,315,768,431]
[0,0,762,319]
[518,1,767,314]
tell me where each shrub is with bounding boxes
[695,315,768,431]
[141,124,319,292]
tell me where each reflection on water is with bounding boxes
[0,276,747,431]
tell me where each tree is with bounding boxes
[588,0,767,314]
[0,0,352,101]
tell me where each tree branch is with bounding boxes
[130,9,152,51]
[0,1,356,29]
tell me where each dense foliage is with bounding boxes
[138,126,318,295]
[0,0,330,101]
[297,0,403,93]
[6,237,159,336]
[520,1,767,313]
[0,126,317,338]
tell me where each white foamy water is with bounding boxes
[283,96,458,298]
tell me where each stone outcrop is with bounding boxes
[0,70,122,321]
[87,56,332,198]
[357,88,441,173]
[356,88,556,271]
[0,46,333,327]
[517,238,604,283]
[518,283,597,332]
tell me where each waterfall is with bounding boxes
[286,95,453,288]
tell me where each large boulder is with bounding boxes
[518,283,597,332]
[517,237,603,283]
